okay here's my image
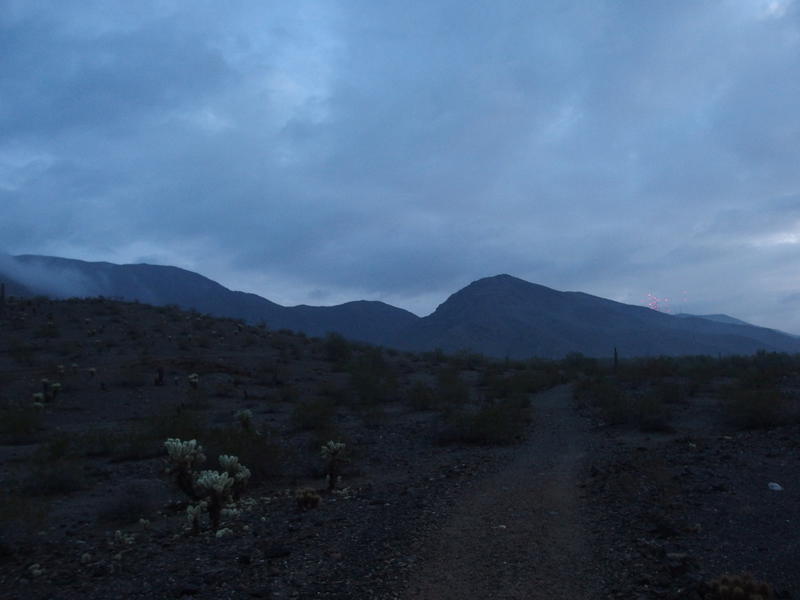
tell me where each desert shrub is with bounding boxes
[436,367,470,407]
[408,381,436,411]
[317,381,349,404]
[561,352,600,378]
[702,573,773,599]
[421,348,447,365]
[623,356,679,381]
[450,350,489,371]
[214,381,238,398]
[0,406,43,443]
[584,379,630,425]
[106,431,166,462]
[437,399,530,445]
[115,363,149,388]
[349,368,390,406]
[655,381,687,404]
[23,439,86,496]
[101,408,209,462]
[0,492,49,560]
[143,407,208,442]
[726,388,793,430]
[486,368,557,399]
[324,332,352,366]
[34,322,60,338]
[97,482,158,524]
[76,428,123,457]
[292,398,336,432]
[348,348,397,406]
[184,385,211,409]
[359,403,386,428]
[631,394,673,433]
[204,427,284,483]
[295,487,321,510]
[279,384,299,403]
[8,338,37,365]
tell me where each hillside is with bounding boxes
[397,274,800,358]
[1,255,418,346]
[1,296,800,598]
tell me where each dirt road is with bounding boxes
[404,385,604,599]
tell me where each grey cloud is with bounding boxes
[3,1,800,332]
[0,254,93,297]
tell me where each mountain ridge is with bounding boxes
[2,254,798,359]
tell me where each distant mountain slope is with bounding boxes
[393,275,800,358]
[2,256,799,358]
[0,255,418,345]
[675,313,754,327]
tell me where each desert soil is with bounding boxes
[404,384,604,599]
[3,297,799,599]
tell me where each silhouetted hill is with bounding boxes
[0,255,417,345]
[3,257,799,358]
[395,274,800,358]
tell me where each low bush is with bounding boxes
[437,399,530,445]
[655,381,687,404]
[436,368,470,408]
[0,406,43,443]
[586,379,630,425]
[203,427,285,483]
[0,491,49,560]
[631,394,673,433]
[97,482,158,524]
[408,381,436,411]
[324,332,352,366]
[726,388,793,430]
[23,454,86,497]
[702,573,773,599]
[292,398,336,432]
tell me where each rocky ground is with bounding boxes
[1,297,798,599]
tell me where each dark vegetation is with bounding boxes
[573,351,800,432]
[1,294,799,598]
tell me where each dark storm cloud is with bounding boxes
[2,1,800,329]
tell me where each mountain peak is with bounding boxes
[3,256,797,358]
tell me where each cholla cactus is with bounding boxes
[49,382,62,400]
[195,470,234,530]
[188,373,199,389]
[218,454,251,500]
[165,438,250,532]
[186,500,208,535]
[320,441,347,491]
[321,440,346,459]
[164,438,206,498]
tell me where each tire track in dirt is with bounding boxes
[404,385,603,599]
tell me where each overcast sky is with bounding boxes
[2,1,800,331]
